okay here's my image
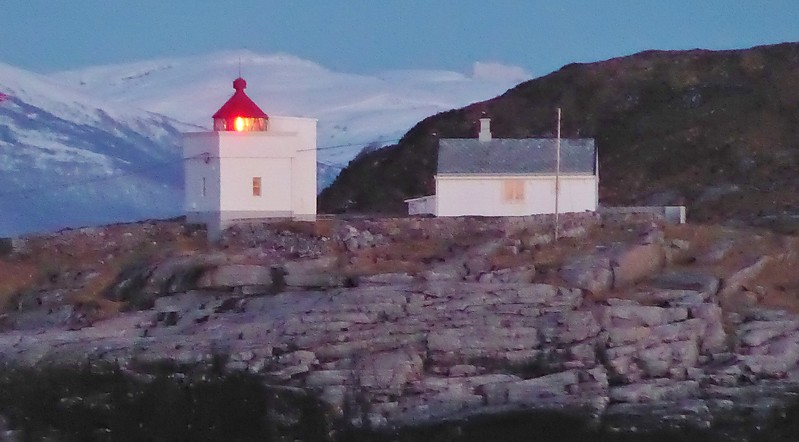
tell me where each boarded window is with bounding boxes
[503,180,525,203]
[252,177,262,196]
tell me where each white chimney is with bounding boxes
[478,118,492,142]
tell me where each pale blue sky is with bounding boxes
[2,0,799,77]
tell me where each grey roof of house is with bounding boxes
[437,138,596,175]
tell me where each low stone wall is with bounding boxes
[599,206,686,224]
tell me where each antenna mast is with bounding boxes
[555,108,561,241]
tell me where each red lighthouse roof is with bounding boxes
[212,77,268,119]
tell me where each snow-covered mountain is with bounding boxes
[54,50,529,166]
[0,62,189,236]
[0,51,527,236]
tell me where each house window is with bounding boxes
[201,177,207,197]
[252,177,262,196]
[503,179,525,203]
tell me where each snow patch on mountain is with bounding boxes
[0,61,189,236]
[55,50,530,166]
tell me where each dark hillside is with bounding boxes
[319,42,799,224]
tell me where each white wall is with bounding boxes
[270,116,317,218]
[182,115,317,224]
[435,175,597,217]
[219,155,293,214]
[183,133,221,214]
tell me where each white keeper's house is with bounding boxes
[406,118,598,217]
[183,77,317,237]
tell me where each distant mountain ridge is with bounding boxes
[54,50,529,167]
[319,42,799,225]
[0,51,527,236]
[0,62,187,236]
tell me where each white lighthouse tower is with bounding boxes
[183,77,317,238]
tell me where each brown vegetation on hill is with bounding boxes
[319,42,799,226]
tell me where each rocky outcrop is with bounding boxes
[558,227,669,294]
[610,236,666,289]
[3,216,799,438]
[4,272,799,436]
[558,255,613,294]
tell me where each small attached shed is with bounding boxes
[432,119,598,217]
[404,195,437,216]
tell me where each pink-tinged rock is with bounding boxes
[560,311,602,340]
[690,303,721,320]
[605,352,644,383]
[356,349,424,391]
[637,345,672,378]
[397,391,485,423]
[427,329,462,353]
[649,319,705,344]
[664,239,692,265]
[583,366,610,389]
[478,382,511,405]
[671,339,700,366]
[665,307,689,323]
[605,344,638,360]
[650,272,720,296]
[558,255,613,294]
[601,304,670,328]
[305,370,352,387]
[540,311,600,345]
[767,336,799,359]
[719,256,773,298]
[737,354,795,378]
[697,239,734,264]
[464,256,491,276]
[689,304,728,353]
[514,284,578,307]
[147,254,227,294]
[506,370,581,404]
[606,326,651,347]
[502,349,542,365]
[668,367,687,380]
[421,266,465,282]
[570,341,598,365]
[739,320,799,347]
[428,327,539,357]
[278,350,316,367]
[611,242,665,289]
[489,266,537,283]
[686,367,704,380]
[197,264,274,289]
[466,374,521,388]
[360,273,415,285]
[609,379,699,403]
[637,339,699,378]
[644,289,707,307]
[449,364,479,377]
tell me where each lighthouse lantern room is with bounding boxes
[183,77,317,239]
[211,77,269,132]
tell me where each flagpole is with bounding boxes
[555,108,561,241]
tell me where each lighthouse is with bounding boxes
[183,77,317,238]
